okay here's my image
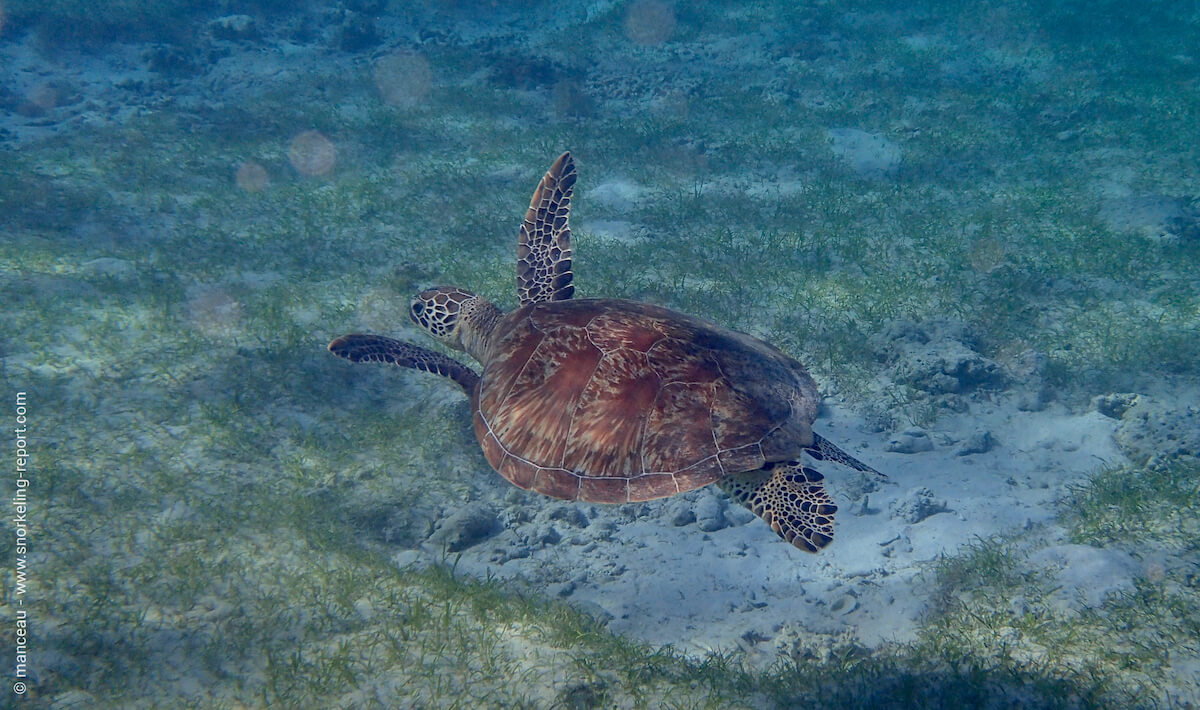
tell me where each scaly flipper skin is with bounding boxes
[808,433,886,478]
[717,462,837,553]
[517,151,576,306]
[329,334,480,395]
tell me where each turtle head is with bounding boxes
[410,286,500,363]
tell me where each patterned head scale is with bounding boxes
[410,286,476,341]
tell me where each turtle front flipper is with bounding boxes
[517,151,576,306]
[717,462,837,552]
[329,334,480,395]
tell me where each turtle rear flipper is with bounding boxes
[718,462,837,553]
[329,334,480,395]
[808,433,886,478]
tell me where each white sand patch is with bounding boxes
[587,178,647,212]
[827,128,903,179]
[427,395,1125,666]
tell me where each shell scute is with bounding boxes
[530,467,581,500]
[486,325,599,468]
[710,381,776,453]
[579,476,629,503]
[671,464,724,493]
[480,316,543,415]
[477,423,506,471]
[717,443,767,475]
[585,311,667,352]
[642,382,717,472]
[497,451,537,490]
[646,339,721,384]
[626,473,679,502]
[527,300,599,330]
[563,348,658,476]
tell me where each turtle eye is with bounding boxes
[410,300,427,325]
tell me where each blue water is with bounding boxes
[2,1,1198,708]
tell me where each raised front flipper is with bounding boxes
[718,462,837,553]
[329,334,480,395]
[517,151,576,305]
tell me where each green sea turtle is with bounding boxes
[330,153,883,552]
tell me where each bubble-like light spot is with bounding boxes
[27,83,58,111]
[552,79,593,118]
[654,88,690,121]
[235,161,269,192]
[967,237,1006,273]
[357,285,413,332]
[374,53,433,107]
[185,286,242,339]
[624,0,676,46]
[289,130,336,176]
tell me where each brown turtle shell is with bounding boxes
[471,298,820,503]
